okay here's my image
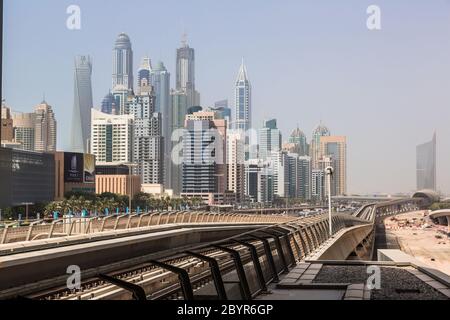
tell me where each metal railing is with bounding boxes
[0,211,296,245]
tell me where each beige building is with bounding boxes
[8,100,57,152]
[96,175,141,198]
[141,184,174,198]
[34,101,57,152]
[319,136,347,196]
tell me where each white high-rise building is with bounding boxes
[128,91,164,185]
[312,169,325,202]
[235,59,251,133]
[318,156,333,198]
[270,151,288,198]
[90,109,134,164]
[227,132,245,203]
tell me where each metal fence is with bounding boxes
[0,211,296,245]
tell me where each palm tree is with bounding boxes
[146,195,157,211]
[154,198,162,211]
[192,197,203,208]
[44,202,57,216]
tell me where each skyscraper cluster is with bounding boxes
[243,119,347,205]
[71,33,201,190]
[64,31,349,204]
[84,34,166,187]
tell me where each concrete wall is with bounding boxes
[314,224,374,261]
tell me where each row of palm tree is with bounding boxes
[44,196,121,217]
[43,193,206,218]
[133,193,204,211]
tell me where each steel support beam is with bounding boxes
[249,235,279,282]
[233,240,268,292]
[149,260,194,301]
[260,231,290,273]
[185,251,227,300]
[213,245,252,300]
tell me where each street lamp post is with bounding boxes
[325,167,334,237]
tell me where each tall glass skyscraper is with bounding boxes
[150,61,170,114]
[416,133,437,191]
[234,59,251,132]
[112,33,134,91]
[150,61,171,187]
[176,34,196,108]
[71,55,93,153]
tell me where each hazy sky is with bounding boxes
[3,0,450,195]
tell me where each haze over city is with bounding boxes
[2,0,450,194]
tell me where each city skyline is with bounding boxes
[3,0,450,194]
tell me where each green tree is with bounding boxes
[133,192,150,210]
